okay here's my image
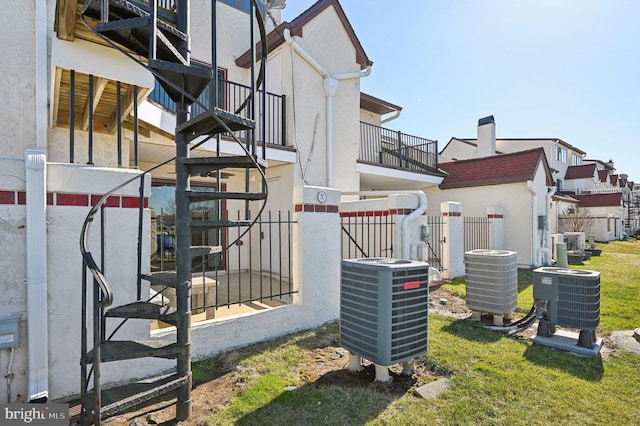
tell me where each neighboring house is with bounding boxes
[440,118,586,192]
[571,193,623,241]
[563,163,599,195]
[424,147,555,268]
[0,0,445,407]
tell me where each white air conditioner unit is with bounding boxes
[533,267,601,353]
[464,249,518,325]
[563,232,585,252]
[340,258,429,367]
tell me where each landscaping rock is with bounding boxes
[413,378,450,399]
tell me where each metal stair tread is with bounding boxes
[86,340,183,363]
[81,373,188,421]
[105,301,177,323]
[190,245,223,257]
[149,59,213,105]
[176,108,255,142]
[181,155,268,177]
[186,189,267,201]
[141,271,177,287]
[191,219,253,229]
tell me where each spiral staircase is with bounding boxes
[77,1,268,424]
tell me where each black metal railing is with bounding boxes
[360,121,438,173]
[152,209,296,322]
[464,216,490,252]
[340,212,395,259]
[426,216,444,271]
[148,78,287,147]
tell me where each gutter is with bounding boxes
[342,190,427,259]
[284,29,371,187]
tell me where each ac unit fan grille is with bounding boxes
[557,276,600,329]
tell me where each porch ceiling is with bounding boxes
[358,163,444,191]
[52,67,152,135]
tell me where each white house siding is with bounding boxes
[423,169,551,268]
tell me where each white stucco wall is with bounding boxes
[0,158,154,401]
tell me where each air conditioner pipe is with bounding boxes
[483,300,548,334]
[342,190,427,260]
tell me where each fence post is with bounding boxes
[293,186,341,323]
[487,206,505,249]
[441,201,464,279]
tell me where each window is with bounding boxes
[556,179,564,191]
[220,0,265,14]
[571,153,582,166]
[556,146,567,163]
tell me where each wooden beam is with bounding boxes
[81,77,108,131]
[109,85,152,135]
[56,0,78,41]
[51,67,63,126]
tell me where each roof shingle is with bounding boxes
[564,164,597,180]
[573,193,622,207]
[438,148,552,189]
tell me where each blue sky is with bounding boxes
[282,0,640,179]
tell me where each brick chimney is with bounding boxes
[477,115,496,158]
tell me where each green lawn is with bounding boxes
[196,240,640,425]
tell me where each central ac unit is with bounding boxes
[533,267,601,352]
[340,258,429,367]
[464,249,518,325]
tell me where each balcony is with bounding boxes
[148,77,287,148]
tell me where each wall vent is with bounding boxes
[340,258,429,366]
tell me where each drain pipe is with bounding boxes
[381,110,401,125]
[527,181,541,268]
[284,29,371,187]
[25,150,49,403]
[35,0,48,152]
[342,190,427,259]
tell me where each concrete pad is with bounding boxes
[413,378,450,399]
[610,330,640,355]
[532,329,603,357]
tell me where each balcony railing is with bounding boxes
[359,122,438,173]
[148,78,287,147]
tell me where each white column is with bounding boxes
[441,201,464,279]
[487,206,505,250]
[293,186,341,323]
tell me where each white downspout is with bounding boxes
[342,190,427,259]
[35,0,48,151]
[25,150,48,402]
[284,29,371,187]
[527,181,541,268]
[539,187,556,266]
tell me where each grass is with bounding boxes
[193,240,640,425]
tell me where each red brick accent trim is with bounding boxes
[294,203,339,213]
[0,191,15,204]
[0,190,147,208]
[57,193,89,206]
[487,214,504,219]
[442,211,462,217]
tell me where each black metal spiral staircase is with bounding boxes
[78,0,268,424]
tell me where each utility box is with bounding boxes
[0,316,20,349]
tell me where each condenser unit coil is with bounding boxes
[533,267,600,330]
[340,258,429,366]
[464,249,518,315]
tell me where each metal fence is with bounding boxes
[340,212,395,259]
[425,216,444,271]
[464,216,490,252]
[153,210,296,321]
